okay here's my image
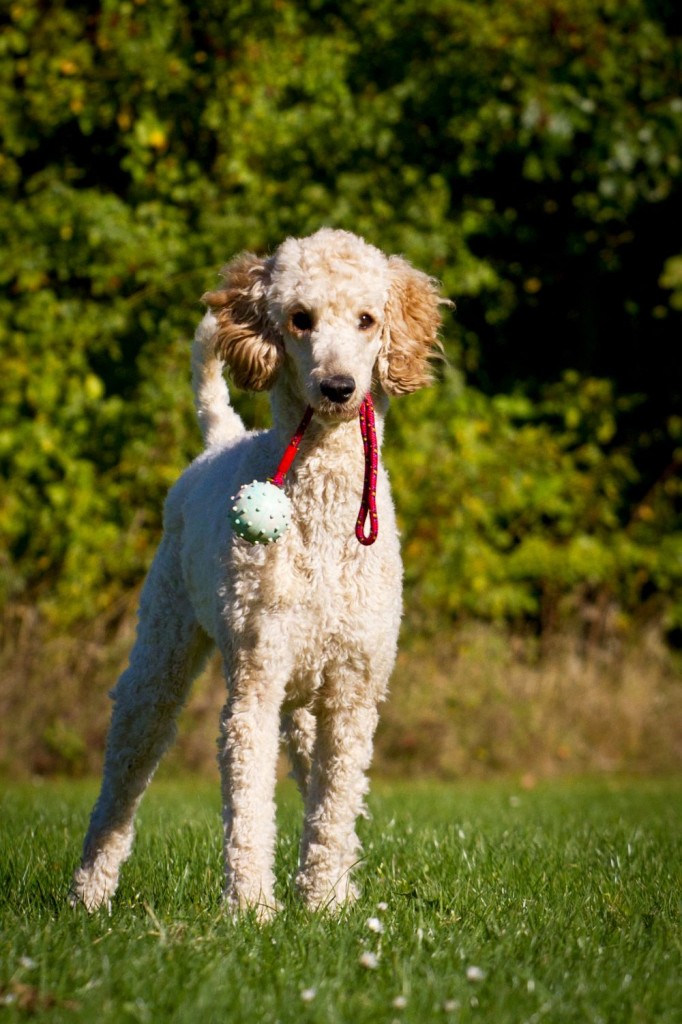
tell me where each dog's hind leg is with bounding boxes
[296,691,380,911]
[70,534,213,911]
[281,706,316,799]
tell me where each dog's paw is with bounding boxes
[68,868,114,914]
[222,888,281,923]
[296,869,360,912]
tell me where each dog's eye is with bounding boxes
[290,310,313,332]
[358,313,375,331]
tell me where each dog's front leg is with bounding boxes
[296,696,379,911]
[218,668,287,920]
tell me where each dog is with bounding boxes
[70,228,447,917]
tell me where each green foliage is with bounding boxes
[389,370,682,633]
[660,254,682,310]
[1,0,680,634]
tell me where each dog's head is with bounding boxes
[202,228,449,420]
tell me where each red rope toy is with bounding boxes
[228,397,379,546]
[271,405,314,488]
[355,396,379,545]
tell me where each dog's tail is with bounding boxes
[191,312,246,447]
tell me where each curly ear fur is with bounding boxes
[378,256,447,396]
[202,253,283,391]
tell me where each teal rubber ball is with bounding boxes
[229,480,292,545]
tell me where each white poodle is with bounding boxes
[70,228,447,917]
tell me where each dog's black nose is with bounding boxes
[319,375,356,404]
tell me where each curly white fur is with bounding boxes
[70,228,446,917]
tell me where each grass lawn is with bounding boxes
[1,777,680,1023]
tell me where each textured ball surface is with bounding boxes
[229,480,292,544]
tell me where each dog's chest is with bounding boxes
[264,510,376,625]
[218,453,402,702]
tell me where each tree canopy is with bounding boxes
[1,0,681,640]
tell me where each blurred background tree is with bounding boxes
[1,0,681,663]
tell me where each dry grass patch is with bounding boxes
[1,605,680,779]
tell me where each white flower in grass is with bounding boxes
[300,988,317,1003]
[443,999,460,1012]
[466,965,486,982]
[376,901,389,912]
[392,995,408,1009]
[366,916,384,933]
[359,951,380,970]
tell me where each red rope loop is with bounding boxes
[269,398,379,546]
[355,395,379,546]
[271,405,314,487]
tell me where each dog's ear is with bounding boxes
[378,256,448,395]
[202,253,283,391]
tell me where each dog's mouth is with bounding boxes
[313,397,363,423]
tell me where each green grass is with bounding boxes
[1,778,681,1023]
